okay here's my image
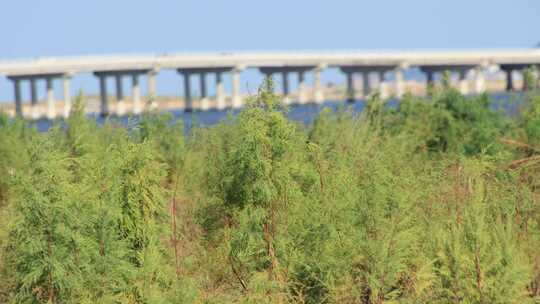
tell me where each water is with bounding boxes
[30,99,371,133]
[30,92,528,133]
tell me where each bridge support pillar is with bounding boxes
[199,72,209,110]
[62,75,71,118]
[115,75,125,116]
[520,70,528,91]
[298,71,308,104]
[147,69,158,110]
[231,68,242,109]
[345,71,355,102]
[362,72,370,98]
[394,68,405,98]
[12,78,22,117]
[458,70,469,95]
[183,72,193,112]
[46,78,55,119]
[98,75,109,116]
[132,74,142,114]
[262,72,273,84]
[379,71,389,99]
[426,71,434,87]
[474,67,486,93]
[313,66,324,104]
[30,78,39,120]
[505,70,514,91]
[282,71,290,104]
[216,72,226,110]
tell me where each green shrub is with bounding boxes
[0,83,539,303]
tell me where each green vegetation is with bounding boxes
[0,79,540,303]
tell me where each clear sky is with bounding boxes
[0,0,539,101]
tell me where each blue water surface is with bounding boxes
[30,92,529,133]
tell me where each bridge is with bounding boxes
[1,49,539,119]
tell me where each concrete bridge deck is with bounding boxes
[1,49,539,119]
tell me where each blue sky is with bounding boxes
[0,0,539,101]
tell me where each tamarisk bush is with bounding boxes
[221,80,296,301]
[0,79,540,303]
[2,135,85,303]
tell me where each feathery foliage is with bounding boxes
[0,79,540,303]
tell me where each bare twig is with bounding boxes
[507,155,540,169]
[229,255,249,292]
[500,138,540,153]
